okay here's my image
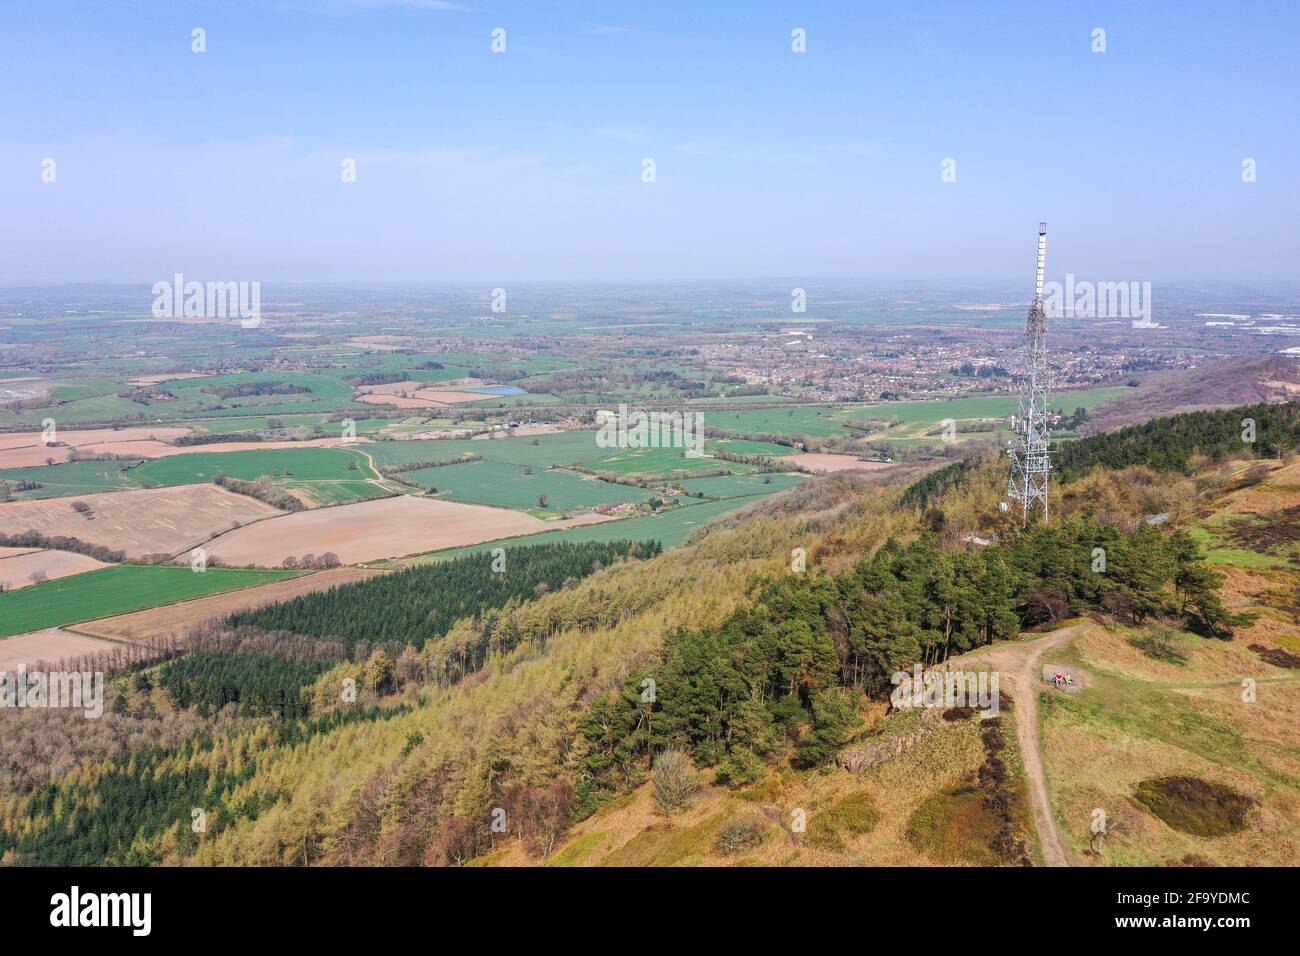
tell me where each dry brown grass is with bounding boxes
[0,427,193,451]
[1076,623,1266,684]
[1043,641,1300,866]
[510,712,991,867]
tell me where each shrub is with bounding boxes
[651,748,697,816]
[1133,775,1255,837]
[806,791,881,851]
[1249,643,1300,669]
[714,817,765,855]
[1130,625,1188,664]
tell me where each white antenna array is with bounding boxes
[1007,222,1051,524]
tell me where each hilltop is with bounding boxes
[1084,353,1300,434]
[486,440,1300,867]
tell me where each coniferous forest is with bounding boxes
[1055,400,1300,479]
[578,515,1244,804]
[157,651,331,719]
[227,539,660,647]
[0,704,412,866]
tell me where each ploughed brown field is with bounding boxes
[0,427,194,451]
[354,379,500,408]
[0,628,119,672]
[356,389,488,408]
[199,494,552,566]
[74,436,351,459]
[71,568,386,643]
[0,426,195,468]
[0,549,107,590]
[0,484,280,558]
[354,379,430,395]
[0,428,354,468]
[788,453,896,473]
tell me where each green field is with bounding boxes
[0,460,144,499]
[0,566,301,637]
[404,366,475,383]
[47,379,123,402]
[128,447,377,486]
[165,371,354,403]
[405,495,773,564]
[279,480,394,506]
[406,460,655,512]
[709,438,796,456]
[362,431,787,480]
[587,445,752,477]
[856,387,1132,426]
[702,387,1134,440]
[362,431,611,469]
[3,394,150,427]
[674,473,806,498]
[703,406,852,438]
[0,368,379,429]
[360,439,486,469]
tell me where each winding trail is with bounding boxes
[951,622,1089,866]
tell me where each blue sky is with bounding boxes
[1,0,1296,283]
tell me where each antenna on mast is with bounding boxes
[1007,222,1052,524]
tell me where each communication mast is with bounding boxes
[1007,222,1051,524]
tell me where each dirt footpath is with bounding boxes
[950,623,1090,866]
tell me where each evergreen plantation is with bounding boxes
[576,517,1244,807]
[157,651,332,720]
[1054,400,1300,479]
[227,539,661,647]
[0,704,413,866]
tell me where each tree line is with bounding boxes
[577,516,1242,804]
[1055,400,1300,480]
[227,539,661,647]
[213,474,305,511]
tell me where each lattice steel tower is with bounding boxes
[1007,222,1051,524]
